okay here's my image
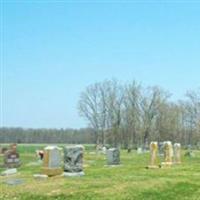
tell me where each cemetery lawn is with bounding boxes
[0,144,200,200]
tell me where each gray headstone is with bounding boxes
[44,146,62,168]
[106,148,120,165]
[64,145,84,172]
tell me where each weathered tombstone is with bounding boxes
[102,146,107,154]
[4,144,20,168]
[106,148,120,165]
[147,142,159,169]
[42,146,62,176]
[64,145,84,172]
[137,147,143,154]
[174,143,181,164]
[184,145,195,158]
[96,144,103,152]
[161,141,173,168]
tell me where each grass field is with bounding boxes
[0,144,200,200]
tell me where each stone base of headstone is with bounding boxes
[4,163,21,168]
[161,162,173,168]
[147,165,159,169]
[42,167,63,176]
[63,171,85,177]
[33,174,48,180]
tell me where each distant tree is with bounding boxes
[140,86,170,148]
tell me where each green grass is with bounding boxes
[0,144,200,200]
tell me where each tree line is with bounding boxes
[78,79,200,148]
[1,79,199,148]
[0,127,95,144]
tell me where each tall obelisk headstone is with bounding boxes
[161,141,173,168]
[148,142,159,169]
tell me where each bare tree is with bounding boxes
[123,81,141,148]
[184,89,200,145]
[105,79,124,147]
[78,83,101,145]
[140,86,170,148]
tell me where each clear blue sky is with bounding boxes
[1,1,200,128]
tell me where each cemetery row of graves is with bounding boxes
[0,142,200,199]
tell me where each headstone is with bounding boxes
[4,144,20,168]
[96,144,102,151]
[161,141,173,168]
[147,142,159,169]
[42,146,62,176]
[106,148,120,165]
[174,143,181,164]
[184,145,195,158]
[96,144,107,154]
[64,145,84,172]
[137,147,143,154]
[102,146,107,154]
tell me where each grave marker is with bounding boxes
[64,145,84,172]
[147,142,159,169]
[4,144,20,168]
[161,141,173,168]
[106,148,120,165]
[42,146,62,176]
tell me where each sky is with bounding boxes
[1,1,200,129]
